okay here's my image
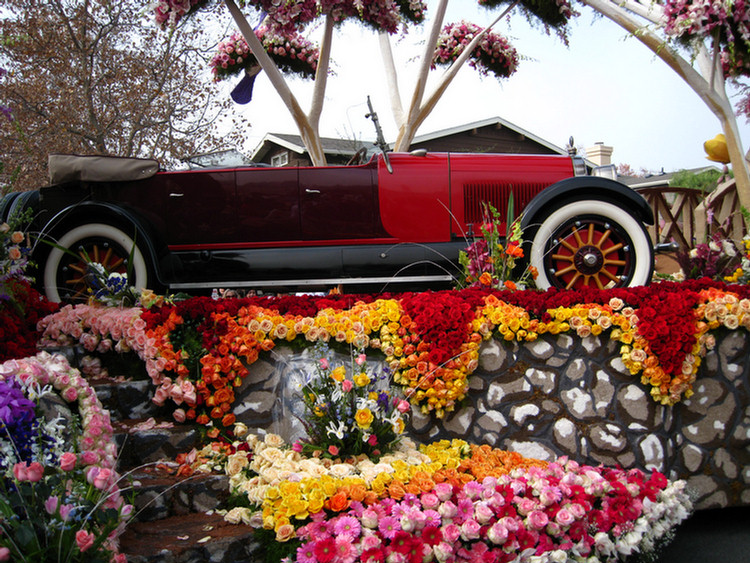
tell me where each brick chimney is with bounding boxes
[586,142,613,166]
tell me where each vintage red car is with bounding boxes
[1,150,655,301]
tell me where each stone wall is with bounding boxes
[232,331,750,511]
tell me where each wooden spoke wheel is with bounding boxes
[530,200,654,290]
[43,223,149,303]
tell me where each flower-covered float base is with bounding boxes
[35,281,750,513]
[233,328,749,512]
[183,433,692,563]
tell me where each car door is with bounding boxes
[299,164,377,241]
[234,166,300,242]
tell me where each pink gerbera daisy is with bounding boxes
[378,516,400,539]
[333,515,362,539]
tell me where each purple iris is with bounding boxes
[0,377,36,427]
[0,377,38,466]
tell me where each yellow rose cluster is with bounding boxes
[182,433,551,540]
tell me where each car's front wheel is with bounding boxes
[43,223,150,302]
[528,200,654,290]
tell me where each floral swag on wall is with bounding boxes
[36,279,750,432]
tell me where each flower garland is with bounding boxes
[432,20,519,79]
[36,281,750,429]
[181,432,691,563]
[664,0,750,77]
[0,352,130,562]
[210,29,319,82]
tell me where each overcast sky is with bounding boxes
[221,3,750,173]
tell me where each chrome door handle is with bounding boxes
[305,189,321,194]
[169,193,184,198]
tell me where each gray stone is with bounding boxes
[561,388,596,419]
[732,422,750,442]
[528,339,554,360]
[718,330,747,360]
[478,339,507,373]
[409,406,432,434]
[712,448,739,479]
[617,451,636,468]
[541,399,561,415]
[241,358,278,387]
[639,434,666,472]
[555,334,575,351]
[617,385,649,422]
[477,411,507,433]
[506,440,556,461]
[589,422,628,453]
[553,418,578,454]
[581,335,603,354]
[592,371,615,415]
[683,379,728,416]
[608,356,629,376]
[681,444,705,472]
[444,406,475,436]
[511,403,540,426]
[486,377,531,408]
[564,358,587,382]
[234,391,276,418]
[683,396,737,445]
[468,375,485,391]
[526,368,557,394]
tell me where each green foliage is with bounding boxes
[669,168,724,192]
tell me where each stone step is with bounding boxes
[114,418,202,471]
[122,464,230,523]
[119,512,260,563]
[94,379,168,422]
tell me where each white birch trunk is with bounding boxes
[583,0,750,226]
[224,0,326,165]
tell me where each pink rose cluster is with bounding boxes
[294,459,691,563]
[38,304,150,357]
[37,304,196,424]
[0,352,119,471]
[664,0,750,77]
[432,21,519,79]
[37,304,167,386]
[153,0,206,28]
[210,29,319,82]
[248,0,426,35]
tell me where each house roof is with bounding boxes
[250,133,369,161]
[250,116,570,162]
[405,116,570,155]
[618,166,721,189]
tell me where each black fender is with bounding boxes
[0,191,22,222]
[35,200,167,287]
[520,176,655,233]
[2,190,39,223]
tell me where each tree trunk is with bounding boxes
[583,0,750,227]
[223,0,326,165]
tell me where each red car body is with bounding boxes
[1,151,654,300]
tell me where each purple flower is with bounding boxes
[0,377,35,427]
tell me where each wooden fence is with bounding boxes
[635,179,745,250]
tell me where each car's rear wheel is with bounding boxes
[529,200,653,290]
[43,223,149,302]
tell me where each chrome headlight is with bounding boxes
[592,164,618,180]
[572,156,587,176]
